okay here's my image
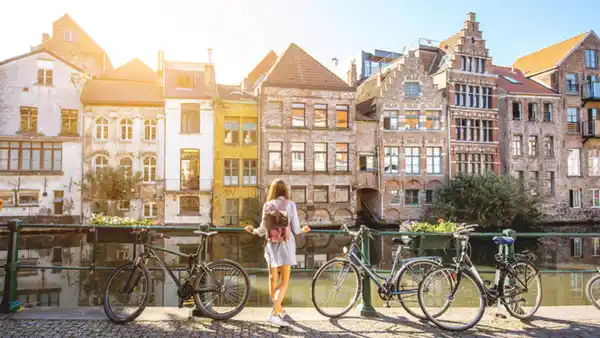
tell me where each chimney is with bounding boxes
[467,12,476,22]
[346,59,357,86]
[207,48,213,64]
[42,33,50,42]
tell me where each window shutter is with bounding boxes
[383,117,390,130]
[570,238,575,257]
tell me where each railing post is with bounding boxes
[502,229,516,260]
[0,219,22,313]
[357,230,377,317]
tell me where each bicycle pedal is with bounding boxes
[383,302,391,308]
[495,313,507,319]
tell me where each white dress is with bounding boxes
[253,197,302,268]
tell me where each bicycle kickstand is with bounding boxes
[494,299,507,319]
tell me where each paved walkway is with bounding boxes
[1,306,599,337]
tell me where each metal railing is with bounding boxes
[582,120,600,137]
[1,220,600,315]
[582,81,600,100]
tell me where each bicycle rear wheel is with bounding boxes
[500,260,542,319]
[311,258,361,318]
[418,265,486,332]
[103,261,151,324]
[396,259,442,320]
[585,273,600,310]
[193,259,250,320]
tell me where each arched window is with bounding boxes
[144,119,157,141]
[119,157,132,176]
[94,155,108,172]
[95,117,109,140]
[143,156,156,182]
[120,118,133,140]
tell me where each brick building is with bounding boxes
[254,43,356,226]
[495,66,562,212]
[514,31,600,221]
[356,49,447,222]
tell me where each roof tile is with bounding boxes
[81,79,164,106]
[513,32,588,76]
[494,66,557,95]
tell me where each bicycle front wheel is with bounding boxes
[585,273,600,310]
[193,259,250,320]
[311,258,361,318]
[500,260,542,319]
[418,265,486,332]
[103,261,151,324]
[396,259,442,320]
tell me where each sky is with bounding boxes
[1,0,599,85]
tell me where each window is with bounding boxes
[543,136,554,158]
[20,107,38,132]
[566,73,578,93]
[176,75,195,89]
[143,156,157,182]
[242,159,257,185]
[572,238,583,257]
[512,102,522,120]
[470,153,481,174]
[120,119,133,140]
[268,142,282,171]
[383,111,399,130]
[405,147,420,174]
[469,119,481,142]
[592,189,600,208]
[95,117,109,140]
[314,104,327,128]
[405,189,419,206]
[528,103,537,121]
[543,103,553,122]
[528,136,538,157]
[180,196,200,215]
[181,103,200,133]
[588,149,600,176]
[384,147,399,174]
[455,84,466,106]
[335,143,349,172]
[224,159,239,186]
[426,147,442,174]
[424,111,441,129]
[404,82,420,97]
[314,143,327,172]
[291,187,306,203]
[425,190,434,204]
[0,141,61,172]
[118,200,130,211]
[483,154,494,172]
[224,119,239,145]
[545,171,555,196]
[180,149,199,189]
[94,155,108,172]
[389,189,401,204]
[144,119,157,141]
[60,109,78,135]
[468,86,474,107]
[36,61,53,85]
[586,50,598,69]
[224,199,239,224]
[404,111,419,130]
[335,186,350,202]
[144,203,157,218]
[0,191,15,207]
[482,87,492,109]
[18,191,39,206]
[512,135,523,156]
[455,118,468,141]
[529,171,540,194]
[291,103,306,127]
[482,120,493,142]
[502,75,520,84]
[63,30,76,42]
[359,155,376,172]
[473,86,480,107]
[568,107,580,133]
[242,121,257,144]
[457,153,468,174]
[594,238,600,256]
[570,189,582,208]
[568,148,581,176]
[119,157,132,177]
[314,186,328,203]
[291,143,305,171]
[515,171,525,190]
[336,105,349,128]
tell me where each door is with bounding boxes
[53,190,63,215]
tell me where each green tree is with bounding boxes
[81,167,143,215]
[427,173,541,231]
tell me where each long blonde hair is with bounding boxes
[267,179,289,201]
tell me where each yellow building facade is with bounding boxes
[212,86,259,226]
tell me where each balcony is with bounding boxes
[582,120,600,140]
[582,81,600,102]
[165,178,213,193]
[568,122,581,134]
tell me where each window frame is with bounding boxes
[20,106,38,132]
[405,147,420,174]
[291,142,306,172]
[241,120,257,145]
[268,142,282,172]
[223,159,239,186]
[588,149,600,176]
[335,186,350,203]
[314,143,327,172]
[313,104,328,128]
[359,154,376,172]
[224,119,240,145]
[336,105,349,129]
[404,82,420,97]
[512,135,523,156]
[404,189,420,206]
[143,119,157,141]
[383,111,399,130]
[143,156,157,183]
[180,149,200,189]
[389,188,401,204]
[384,146,399,174]
[242,159,257,186]
[426,147,442,174]
[586,49,598,69]
[335,143,349,172]
[291,186,307,204]
[543,136,554,158]
[568,148,581,176]
[144,202,157,219]
[179,196,200,215]
[291,103,306,128]
[119,118,133,141]
[592,189,600,208]
[527,136,538,157]
[404,111,419,130]
[93,155,108,172]
[95,117,109,140]
[60,109,78,135]
[570,189,582,208]
[180,103,201,134]
[313,186,329,203]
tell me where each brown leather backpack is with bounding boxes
[264,199,289,243]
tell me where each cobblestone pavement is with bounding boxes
[1,315,600,337]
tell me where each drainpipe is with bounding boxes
[447,105,452,179]
[257,87,262,203]
[376,102,383,221]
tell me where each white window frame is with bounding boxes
[389,189,401,204]
[592,189,600,208]
[0,191,15,207]
[64,31,76,42]
[426,147,442,174]
[404,82,420,97]
[588,149,600,176]
[593,238,600,256]
[95,117,109,140]
[143,156,157,182]
[144,119,157,141]
[17,190,39,206]
[291,142,305,171]
[570,189,582,208]
[120,118,133,141]
[94,155,108,172]
[384,147,399,174]
[144,202,157,219]
[568,148,581,176]
[405,147,420,174]
[573,238,583,257]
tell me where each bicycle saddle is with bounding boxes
[492,236,515,245]
[194,230,218,237]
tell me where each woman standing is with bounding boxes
[244,179,310,327]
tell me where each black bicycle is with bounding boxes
[103,228,250,323]
[417,224,542,331]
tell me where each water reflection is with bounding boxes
[0,230,598,308]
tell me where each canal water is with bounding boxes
[0,229,598,309]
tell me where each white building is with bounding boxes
[0,49,87,223]
[163,56,217,225]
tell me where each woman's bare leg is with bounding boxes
[268,267,280,314]
[273,265,291,315]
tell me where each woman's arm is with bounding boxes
[290,201,302,235]
[252,203,268,237]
